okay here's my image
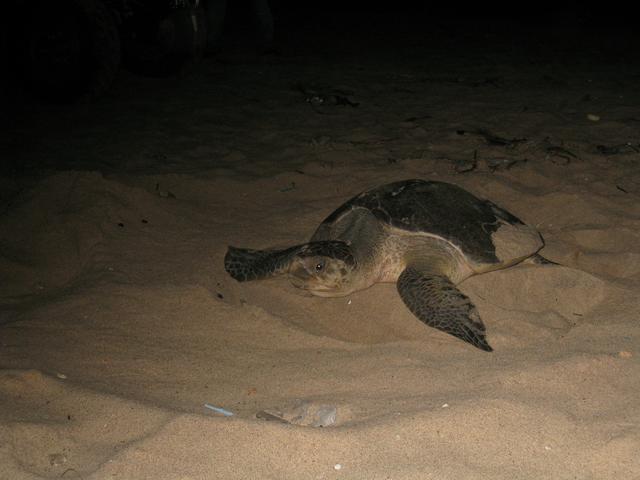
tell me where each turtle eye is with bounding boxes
[315,261,324,272]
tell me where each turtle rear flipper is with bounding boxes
[224,245,301,282]
[397,267,493,352]
[526,253,559,266]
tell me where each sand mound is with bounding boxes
[0,172,170,299]
[0,369,172,479]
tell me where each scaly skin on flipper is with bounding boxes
[224,245,302,282]
[225,241,355,282]
[397,267,493,352]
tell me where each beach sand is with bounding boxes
[2,14,639,479]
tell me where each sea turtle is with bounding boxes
[224,179,547,351]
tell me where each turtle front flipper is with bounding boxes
[224,245,302,282]
[397,267,493,352]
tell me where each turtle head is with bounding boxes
[288,241,358,297]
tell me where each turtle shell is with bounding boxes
[316,179,542,266]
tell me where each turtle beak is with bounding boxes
[288,258,331,293]
[288,259,315,284]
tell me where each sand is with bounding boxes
[2,14,640,480]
